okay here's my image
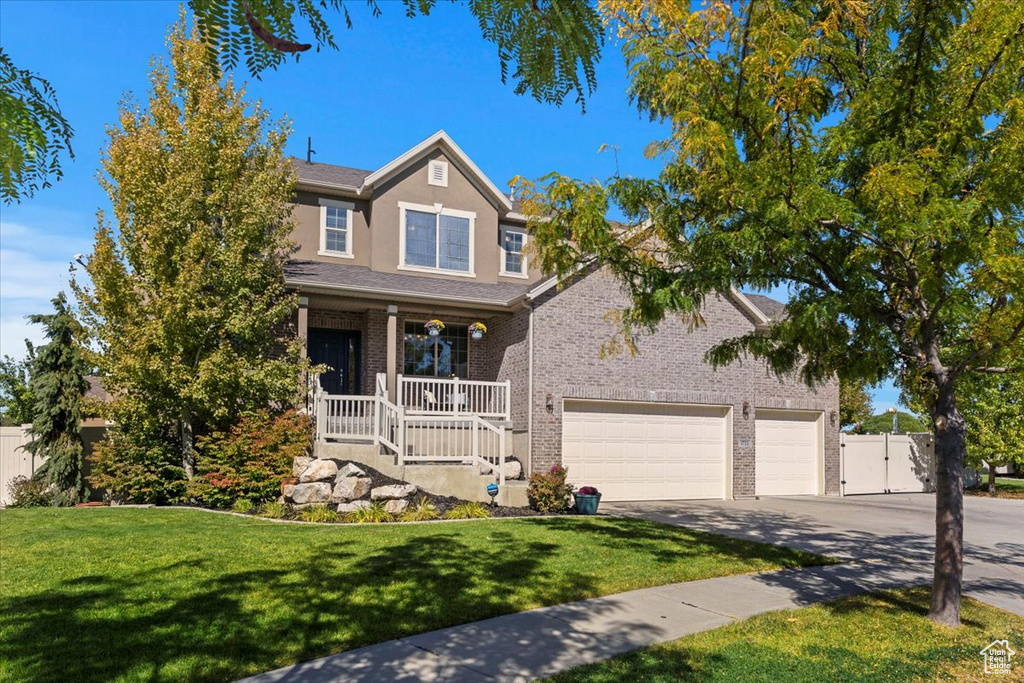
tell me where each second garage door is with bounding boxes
[561,400,729,501]
[755,410,821,496]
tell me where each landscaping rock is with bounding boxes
[332,476,372,503]
[336,500,372,514]
[289,482,332,505]
[371,484,418,501]
[502,458,523,481]
[336,462,366,478]
[384,499,410,515]
[299,459,338,483]
[292,456,313,477]
[282,484,296,500]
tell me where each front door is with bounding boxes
[308,328,362,395]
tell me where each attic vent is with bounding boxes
[428,160,448,187]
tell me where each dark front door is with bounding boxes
[308,328,362,395]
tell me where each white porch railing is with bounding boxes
[398,375,510,421]
[309,373,508,483]
[318,395,377,440]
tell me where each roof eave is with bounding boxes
[285,278,515,312]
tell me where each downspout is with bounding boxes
[526,300,534,477]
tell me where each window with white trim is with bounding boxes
[501,227,527,276]
[400,202,474,274]
[319,198,354,257]
[428,160,448,187]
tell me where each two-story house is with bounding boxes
[287,131,840,503]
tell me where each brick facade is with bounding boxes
[529,269,840,497]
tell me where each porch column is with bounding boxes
[386,304,398,399]
[297,296,309,359]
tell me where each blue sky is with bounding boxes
[0,0,902,411]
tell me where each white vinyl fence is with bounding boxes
[841,432,934,495]
[0,425,40,506]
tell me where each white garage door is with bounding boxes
[561,400,729,502]
[755,410,821,496]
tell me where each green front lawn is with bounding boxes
[0,508,828,683]
[967,476,1024,499]
[547,587,1024,683]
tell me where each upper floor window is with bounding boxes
[319,198,354,258]
[399,202,475,276]
[500,227,527,277]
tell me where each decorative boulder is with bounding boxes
[371,484,419,501]
[502,458,523,481]
[384,499,409,515]
[332,476,372,503]
[336,463,366,479]
[282,484,296,500]
[289,482,332,505]
[299,459,338,483]
[292,456,313,477]
[337,500,372,514]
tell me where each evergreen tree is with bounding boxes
[25,293,89,501]
[73,20,308,478]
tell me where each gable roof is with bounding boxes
[742,293,787,321]
[361,130,513,211]
[293,131,514,213]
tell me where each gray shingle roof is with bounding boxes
[290,157,372,188]
[285,260,533,305]
[743,293,788,321]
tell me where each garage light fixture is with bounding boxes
[742,401,750,419]
[546,393,554,412]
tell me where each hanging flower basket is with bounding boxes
[469,322,487,340]
[425,319,445,337]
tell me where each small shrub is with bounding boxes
[88,428,187,505]
[400,497,439,522]
[6,476,55,508]
[258,501,289,519]
[189,410,312,509]
[577,486,600,496]
[527,465,574,512]
[443,501,491,520]
[231,499,255,514]
[346,502,394,524]
[298,504,337,523]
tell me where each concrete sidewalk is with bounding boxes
[238,558,934,683]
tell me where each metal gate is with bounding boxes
[841,433,934,495]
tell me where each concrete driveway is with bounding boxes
[605,493,1024,615]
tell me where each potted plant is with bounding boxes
[574,486,602,515]
[424,319,445,337]
[469,322,487,340]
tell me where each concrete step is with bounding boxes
[314,441,380,460]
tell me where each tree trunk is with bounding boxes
[986,462,996,494]
[180,406,195,479]
[929,382,966,627]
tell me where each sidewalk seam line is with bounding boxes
[398,638,499,680]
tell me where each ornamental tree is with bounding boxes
[24,293,89,500]
[959,372,1024,493]
[73,21,307,478]
[520,0,1023,626]
[839,378,872,429]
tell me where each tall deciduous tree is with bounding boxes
[959,371,1024,493]
[25,293,89,500]
[839,378,872,429]
[0,349,35,426]
[73,20,307,478]
[520,0,1024,626]
[0,48,74,203]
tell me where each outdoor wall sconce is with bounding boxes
[546,393,554,413]
[829,410,837,426]
[742,401,750,419]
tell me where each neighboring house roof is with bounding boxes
[285,261,532,309]
[742,293,787,321]
[85,376,111,403]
